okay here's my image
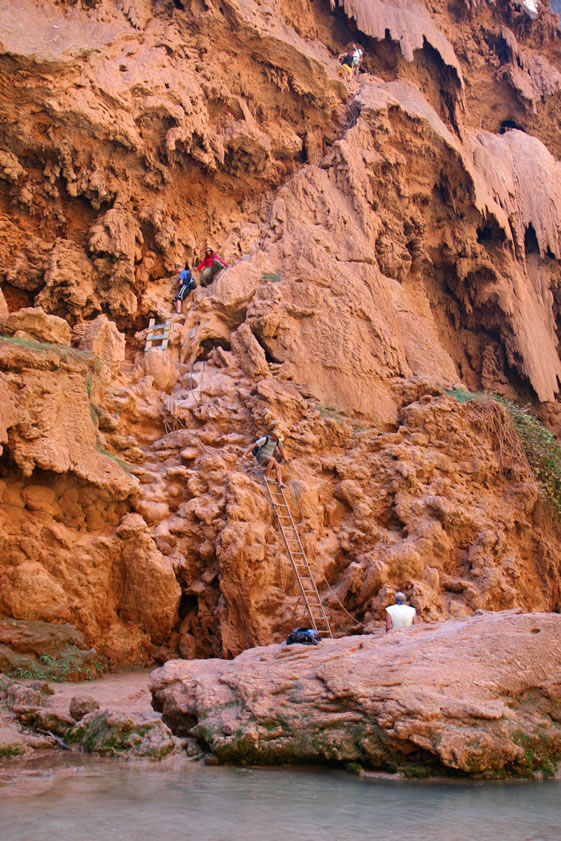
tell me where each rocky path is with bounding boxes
[43,669,156,719]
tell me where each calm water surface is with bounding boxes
[1,754,560,841]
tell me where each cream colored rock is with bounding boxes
[3,307,71,345]
[335,0,462,76]
[141,351,178,393]
[36,239,99,321]
[79,314,126,369]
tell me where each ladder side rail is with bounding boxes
[277,484,332,636]
[264,480,321,633]
[266,479,333,637]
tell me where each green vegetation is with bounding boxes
[95,443,132,473]
[0,745,25,759]
[0,334,99,368]
[8,652,104,683]
[399,763,435,779]
[9,667,47,681]
[511,729,559,778]
[449,388,561,520]
[344,761,364,775]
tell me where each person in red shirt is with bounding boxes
[196,245,228,287]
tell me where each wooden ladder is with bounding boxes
[264,477,333,639]
[145,317,172,353]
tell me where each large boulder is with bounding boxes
[3,307,71,345]
[0,618,106,681]
[141,350,178,392]
[151,612,561,778]
[65,710,175,760]
[79,314,126,369]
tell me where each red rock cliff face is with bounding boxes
[1,0,561,666]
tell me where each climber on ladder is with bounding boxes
[241,429,287,486]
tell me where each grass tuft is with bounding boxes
[96,443,132,473]
[448,389,561,520]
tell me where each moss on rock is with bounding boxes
[65,710,175,760]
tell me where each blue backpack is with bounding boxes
[286,627,319,646]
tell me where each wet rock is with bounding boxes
[69,695,100,722]
[34,709,76,737]
[65,710,176,760]
[0,725,27,759]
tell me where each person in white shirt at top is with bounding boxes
[385,592,417,632]
[241,430,287,486]
[352,44,363,75]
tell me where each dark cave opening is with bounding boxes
[477,226,493,243]
[524,223,539,256]
[500,119,523,133]
[197,338,232,361]
[253,330,282,364]
[178,593,198,620]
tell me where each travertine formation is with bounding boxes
[151,611,561,777]
[1,0,561,684]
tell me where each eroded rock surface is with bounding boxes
[151,612,561,778]
[2,0,561,671]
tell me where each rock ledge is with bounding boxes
[151,612,561,778]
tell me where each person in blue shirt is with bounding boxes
[173,263,196,313]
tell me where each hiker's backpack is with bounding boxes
[252,435,270,457]
[286,627,319,646]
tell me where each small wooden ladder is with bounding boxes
[145,317,172,353]
[264,477,333,639]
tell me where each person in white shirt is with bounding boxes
[385,592,417,632]
[242,430,287,486]
[351,44,364,75]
